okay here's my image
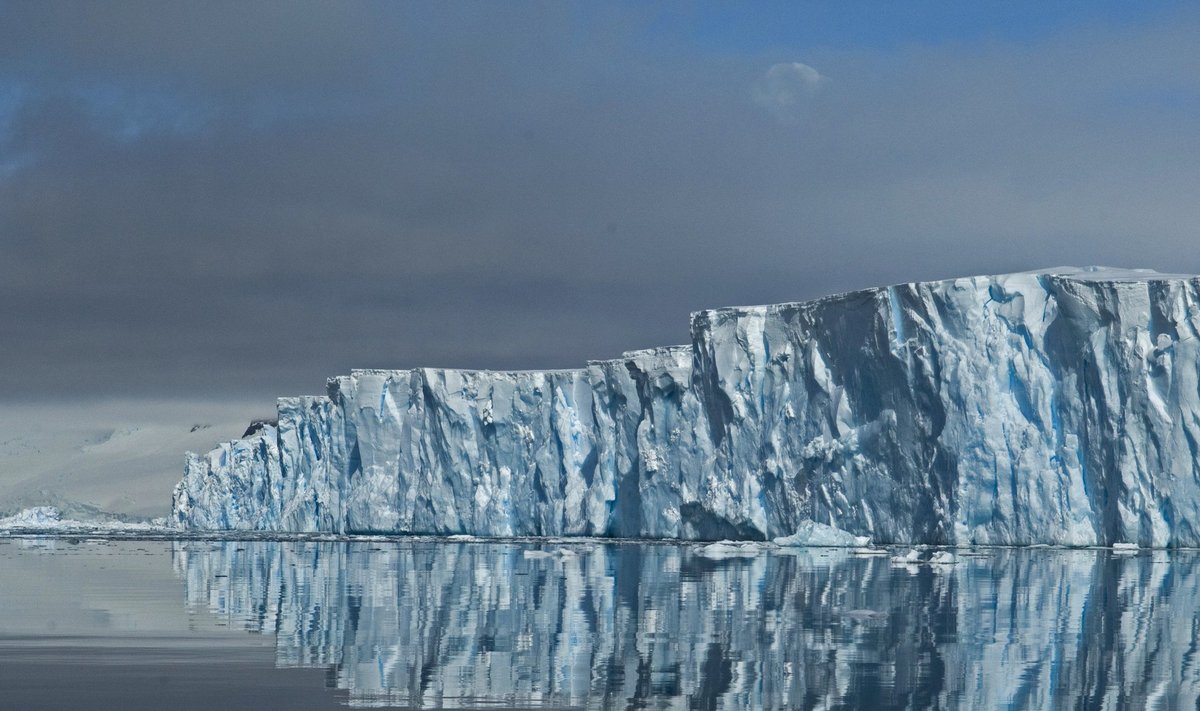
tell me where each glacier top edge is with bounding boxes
[346,366,588,377]
[688,265,1199,320]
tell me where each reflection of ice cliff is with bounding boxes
[176,268,1200,545]
[174,541,1200,708]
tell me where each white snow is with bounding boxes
[0,399,263,520]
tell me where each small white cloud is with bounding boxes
[752,62,827,120]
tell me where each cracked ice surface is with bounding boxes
[174,267,1200,545]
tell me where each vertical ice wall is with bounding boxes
[331,367,604,536]
[173,268,1200,545]
[174,349,712,537]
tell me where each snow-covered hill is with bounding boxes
[0,400,265,520]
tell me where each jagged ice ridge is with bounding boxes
[173,267,1200,545]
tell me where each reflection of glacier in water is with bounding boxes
[173,540,1200,708]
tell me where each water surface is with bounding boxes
[1,538,1195,708]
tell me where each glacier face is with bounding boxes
[173,267,1200,545]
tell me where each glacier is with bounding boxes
[173,266,1200,546]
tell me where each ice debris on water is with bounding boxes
[696,541,768,559]
[928,551,957,566]
[891,549,922,564]
[0,506,167,534]
[774,520,871,548]
[174,267,1200,546]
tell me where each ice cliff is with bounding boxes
[173,267,1200,546]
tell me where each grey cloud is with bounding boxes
[2,3,1199,401]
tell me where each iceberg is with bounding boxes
[174,267,1200,546]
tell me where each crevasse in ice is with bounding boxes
[173,267,1200,545]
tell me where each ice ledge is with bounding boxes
[1033,265,1197,281]
[691,265,1195,320]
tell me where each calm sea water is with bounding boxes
[0,538,1194,709]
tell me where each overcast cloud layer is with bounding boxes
[2,2,1199,401]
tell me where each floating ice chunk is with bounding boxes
[928,551,956,565]
[774,520,871,548]
[696,541,766,559]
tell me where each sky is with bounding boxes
[2,1,1199,402]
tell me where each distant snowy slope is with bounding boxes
[0,401,266,519]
